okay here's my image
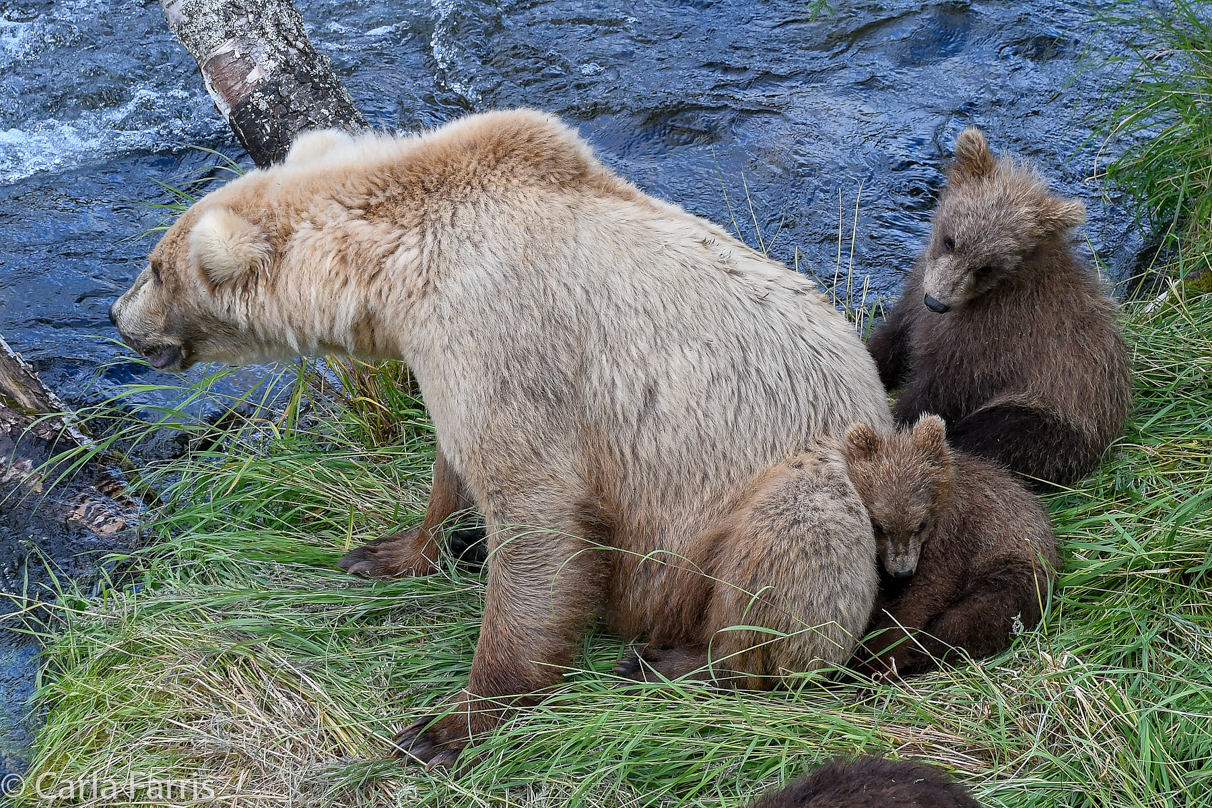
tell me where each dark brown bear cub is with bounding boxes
[748,756,981,808]
[843,415,1060,677]
[866,127,1131,488]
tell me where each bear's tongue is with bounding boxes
[147,345,182,370]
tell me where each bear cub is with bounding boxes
[616,440,878,689]
[866,127,1131,488]
[747,755,981,808]
[843,415,1060,677]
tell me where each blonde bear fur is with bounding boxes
[615,440,877,690]
[110,110,892,764]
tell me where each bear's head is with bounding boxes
[919,127,1086,313]
[842,414,953,579]
[109,186,280,372]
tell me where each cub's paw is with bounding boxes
[447,526,488,571]
[612,644,709,682]
[391,713,469,770]
[337,528,438,578]
[612,649,645,680]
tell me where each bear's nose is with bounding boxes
[892,568,915,580]
[107,300,118,327]
[924,294,950,314]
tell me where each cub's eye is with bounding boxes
[976,264,994,275]
[917,518,929,533]
[943,236,955,253]
[871,519,885,535]
[150,263,163,285]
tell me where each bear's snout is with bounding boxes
[924,294,950,314]
[107,299,118,327]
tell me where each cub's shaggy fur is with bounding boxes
[110,110,892,764]
[867,127,1131,488]
[843,415,1059,677]
[615,441,876,689]
[748,756,981,808]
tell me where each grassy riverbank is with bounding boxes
[7,281,1210,807]
[9,6,1212,805]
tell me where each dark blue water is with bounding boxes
[0,0,1143,780]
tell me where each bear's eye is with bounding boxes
[943,236,955,253]
[871,519,885,536]
[976,264,994,275]
[917,518,929,533]
[150,263,163,285]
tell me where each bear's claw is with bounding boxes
[612,650,644,679]
[336,528,439,578]
[392,715,465,769]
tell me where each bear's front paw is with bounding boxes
[337,528,439,578]
[854,632,932,679]
[391,714,468,770]
[612,644,709,683]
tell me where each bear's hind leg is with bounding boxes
[947,403,1094,488]
[921,560,1049,662]
[338,446,473,577]
[394,495,611,766]
[864,560,1049,677]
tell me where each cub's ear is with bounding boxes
[189,208,272,286]
[951,127,995,183]
[285,128,355,165]
[843,422,882,462]
[912,414,951,466]
[1039,195,1086,235]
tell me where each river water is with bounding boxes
[0,0,1142,786]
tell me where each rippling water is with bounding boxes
[0,0,1142,408]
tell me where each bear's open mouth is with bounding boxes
[146,344,183,370]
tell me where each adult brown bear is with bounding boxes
[111,110,891,765]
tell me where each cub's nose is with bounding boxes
[924,294,950,314]
[892,568,915,580]
[108,300,118,326]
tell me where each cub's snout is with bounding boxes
[923,294,950,314]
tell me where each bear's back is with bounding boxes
[940,450,1060,574]
[240,110,892,558]
[418,176,892,509]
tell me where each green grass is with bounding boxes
[1099,0,1212,283]
[7,289,1210,808]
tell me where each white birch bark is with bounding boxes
[160,0,369,166]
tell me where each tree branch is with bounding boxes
[160,0,369,167]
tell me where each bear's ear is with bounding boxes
[1039,195,1086,235]
[912,414,951,467]
[285,129,355,165]
[843,422,882,462]
[951,127,995,182]
[189,208,272,286]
